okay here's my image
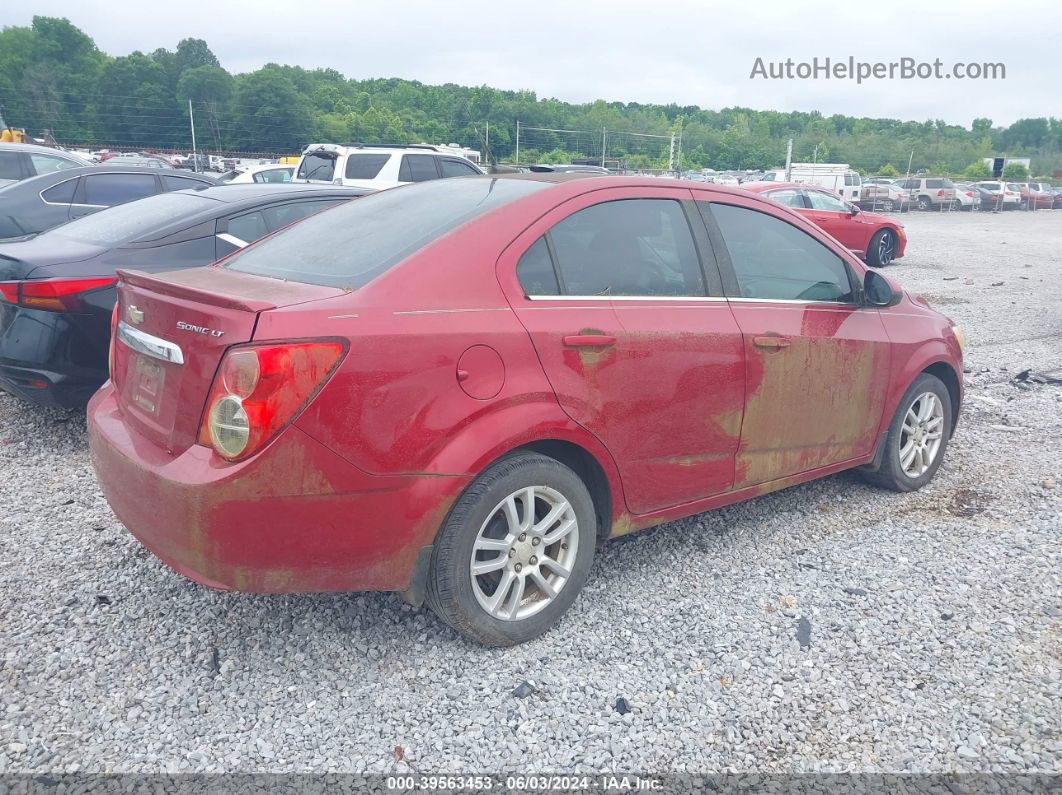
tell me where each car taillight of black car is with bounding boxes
[0,277,117,312]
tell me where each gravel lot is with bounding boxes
[0,210,1059,777]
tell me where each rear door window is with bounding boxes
[297,152,336,181]
[707,202,853,302]
[81,173,158,206]
[31,153,79,175]
[439,158,480,177]
[253,168,293,184]
[344,154,390,180]
[262,199,344,231]
[516,237,560,296]
[162,175,208,192]
[0,151,24,180]
[41,178,79,204]
[401,154,440,182]
[547,199,705,297]
[226,211,269,244]
[926,179,943,189]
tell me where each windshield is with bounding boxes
[50,192,214,245]
[297,152,336,181]
[224,177,548,288]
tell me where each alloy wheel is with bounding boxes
[877,231,896,264]
[899,392,945,478]
[470,485,580,621]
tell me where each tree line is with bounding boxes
[1,16,1060,177]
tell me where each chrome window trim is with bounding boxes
[525,294,727,302]
[727,297,855,306]
[116,321,184,365]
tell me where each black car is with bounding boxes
[0,183,370,407]
[0,166,219,239]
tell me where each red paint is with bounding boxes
[88,176,962,597]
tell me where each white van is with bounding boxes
[759,163,862,202]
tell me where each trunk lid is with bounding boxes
[112,266,344,455]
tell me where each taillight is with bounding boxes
[937,190,945,197]
[198,341,345,461]
[0,277,116,312]
[107,302,119,381]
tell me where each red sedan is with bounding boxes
[88,174,964,645]
[742,182,907,266]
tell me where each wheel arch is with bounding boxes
[401,431,621,607]
[921,360,962,434]
[514,439,614,539]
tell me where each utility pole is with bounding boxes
[601,128,607,168]
[784,138,793,181]
[515,120,520,164]
[668,133,675,173]
[188,99,198,173]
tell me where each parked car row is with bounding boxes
[0,158,970,644]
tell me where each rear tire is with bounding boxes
[917,196,931,211]
[425,453,597,646]
[861,373,952,493]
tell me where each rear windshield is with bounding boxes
[297,152,336,181]
[50,191,215,245]
[345,153,390,179]
[223,177,549,288]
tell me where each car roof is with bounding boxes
[0,142,90,161]
[452,173,807,213]
[740,180,834,193]
[0,165,219,195]
[192,183,373,204]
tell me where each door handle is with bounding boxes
[563,334,616,348]
[753,335,790,349]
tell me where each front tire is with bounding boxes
[866,229,897,267]
[425,453,597,646]
[861,373,952,492]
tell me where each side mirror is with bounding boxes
[847,203,861,216]
[864,270,899,306]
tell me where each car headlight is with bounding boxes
[952,325,966,352]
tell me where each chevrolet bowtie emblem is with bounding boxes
[126,304,144,325]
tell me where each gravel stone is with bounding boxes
[0,211,1059,775]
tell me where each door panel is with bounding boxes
[701,197,891,486]
[608,298,745,510]
[728,302,890,486]
[497,186,746,514]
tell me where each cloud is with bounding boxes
[4,0,1056,126]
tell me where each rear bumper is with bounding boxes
[87,384,470,594]
[0,302,110,408]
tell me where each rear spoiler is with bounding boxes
[116,268,343,313]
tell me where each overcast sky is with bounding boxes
[3,0,1058,128]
